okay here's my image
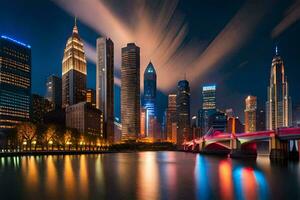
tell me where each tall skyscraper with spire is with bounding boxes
[62,18,87,108]
[121,43,140,141]
[96,37,114,142]
[266,46,292,130]
[143,61,157,137]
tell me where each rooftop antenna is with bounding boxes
[275,45,278,55]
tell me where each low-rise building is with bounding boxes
[66,102,103,137]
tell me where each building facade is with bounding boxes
[62,19,87,108]
[86,88,96,108]
[256,108,266,131]
[66,102,103,137]
[140,107,146,138]
[176,80,190,144]
[208,111,227,133]
[121,43,140,141]
[244,95,257,132]
[0,35,31,131]
[266,47,292,130]
[166,94,177,142]
[45,75,62,110]
[31,94,52,124]
[226,117,244,134]
[96,37,114,142]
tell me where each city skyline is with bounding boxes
[1,2,300,199]
[1,0,300,122]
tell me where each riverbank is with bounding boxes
[0,142,177,157]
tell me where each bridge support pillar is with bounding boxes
[230,138,257,159]
[288,140,299,161]
[269,135,289,161]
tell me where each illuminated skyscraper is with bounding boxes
[62,19,87,108]
[244,95,257,132]
[96,37,114,142]
[45,75,62,110]
[143,61,157,137]
[176,80,190,144]
[266,47,292,130]
[198,85,217,134]
[0,35,31,130]
[202,85,216,110]
[121,43,140,141]
[143,62,157,115]
[166,94,177,141]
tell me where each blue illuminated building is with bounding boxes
[143,61,157,137]
[143,61,157,117]
[0,35,31,131]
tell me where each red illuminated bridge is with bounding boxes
[182,127,300,160]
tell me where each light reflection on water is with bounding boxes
[0,152,299,199]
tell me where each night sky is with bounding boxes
[1,0,300,122]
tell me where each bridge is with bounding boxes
[182,127,300,160]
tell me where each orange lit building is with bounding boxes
[86,88,96,108]
[245,95,257,133]
[62,19,87,108]
[140,107,146,138]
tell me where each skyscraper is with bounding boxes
[121,43,140,141]
[202,85,216,110]
[198,85,217,134]
[266,47,292,130]
[143,61,157,138]
[143,62,157,116]
[45,75,62,110]
[96,37,114,142]
[62,19,87,108]
[166,94,177,141]
[176,80,190,144]
[0,35,31,130]
[244,95,257,132]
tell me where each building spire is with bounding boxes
[73,17,78,34]
[275,45,278,56]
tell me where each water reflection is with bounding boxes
[0,152,298,199]
[79,155,88,199]
[219,160,233,200]
[137,152,160,200]
[194,155,209,200]
[46,156,57,197]
[64,156,75,199]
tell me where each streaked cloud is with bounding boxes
[272,0,300,38]
[53,0,268,92]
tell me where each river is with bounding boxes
[0,151,299,199]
